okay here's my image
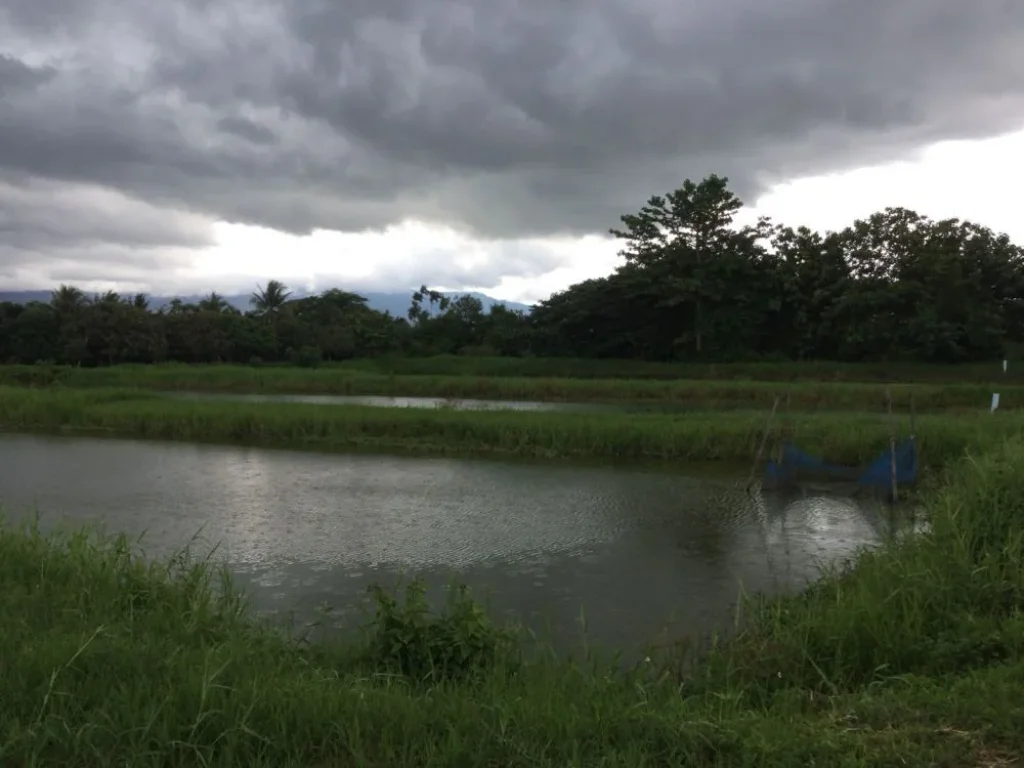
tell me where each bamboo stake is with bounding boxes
[747,396,781,493]
[778,389,792,465]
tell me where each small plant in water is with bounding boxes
[363,579,518,682]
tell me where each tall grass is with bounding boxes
[3,437,1024,763]
[0,384,1016,465]
[697,440,1024,698]
[1,363,1020,410]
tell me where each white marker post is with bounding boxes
[992,359,1007,414]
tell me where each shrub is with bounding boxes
[363,580,518,682]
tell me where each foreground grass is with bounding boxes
[0,363,1020,411]
[0,384,1017,465]
[4,436,1024,764]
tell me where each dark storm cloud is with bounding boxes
[0,177,213,251]
[216,116,279,146]
[0,54,55,93]
[1,0,1024,283]
[0,175,213,284]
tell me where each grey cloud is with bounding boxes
[14,236,564,298]
[303,239,565,300]
[1,0,1023,287]
[0,54,55,94]
[0,176,213,284]
[361,239,565,293]
[216,116,279,146]
[0,177,214,250]
[0,243,200,290]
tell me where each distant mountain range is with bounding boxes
[0,289,533,316]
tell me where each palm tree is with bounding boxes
[49,284,88,315]
[250,280,291,315]
[198,291,231,313]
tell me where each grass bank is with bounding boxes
[0,385,1016,465]
[337,354,1020,384]
[4,434,1024,764]
[1,363,1019,411]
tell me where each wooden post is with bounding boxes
[747,396,781,493]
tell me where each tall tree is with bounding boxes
[198,292,234,314]
[608,175,771,357]
[250,280,292,315]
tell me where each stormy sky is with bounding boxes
[2,0,1024,298]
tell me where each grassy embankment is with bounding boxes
[336,354,1022,384]
[0,385,1017,466]
[0,362,1018,411]
[4,432,1024,764]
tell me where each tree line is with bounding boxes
[3,174,1023,366]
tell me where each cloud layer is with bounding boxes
[2,0,1024,291]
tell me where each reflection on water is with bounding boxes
[165,390,711,415]
[166,390,599,412]
[0,433,890,653]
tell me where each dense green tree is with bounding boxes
[1,174,1021,365]
[535,176,1024,363]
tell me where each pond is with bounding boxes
[165,390,611,412]
[0,433,890,655]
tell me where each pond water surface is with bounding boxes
[166,390,614,412]
[0,433,889,654]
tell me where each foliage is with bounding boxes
[4,438,1024,764]
[0,282,533,366]
[4,176,1024,366]
[364,580,518,682]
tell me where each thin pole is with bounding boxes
[747,396,781,493]
[910,392,918,474]
[779,389,792,465]
[886,387,897,503]
[905,392,918,532]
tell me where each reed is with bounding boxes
[1,363,1020,411]
[0,385,1015,465]
[2,433,1024,764]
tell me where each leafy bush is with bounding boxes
[363,580,518,682]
